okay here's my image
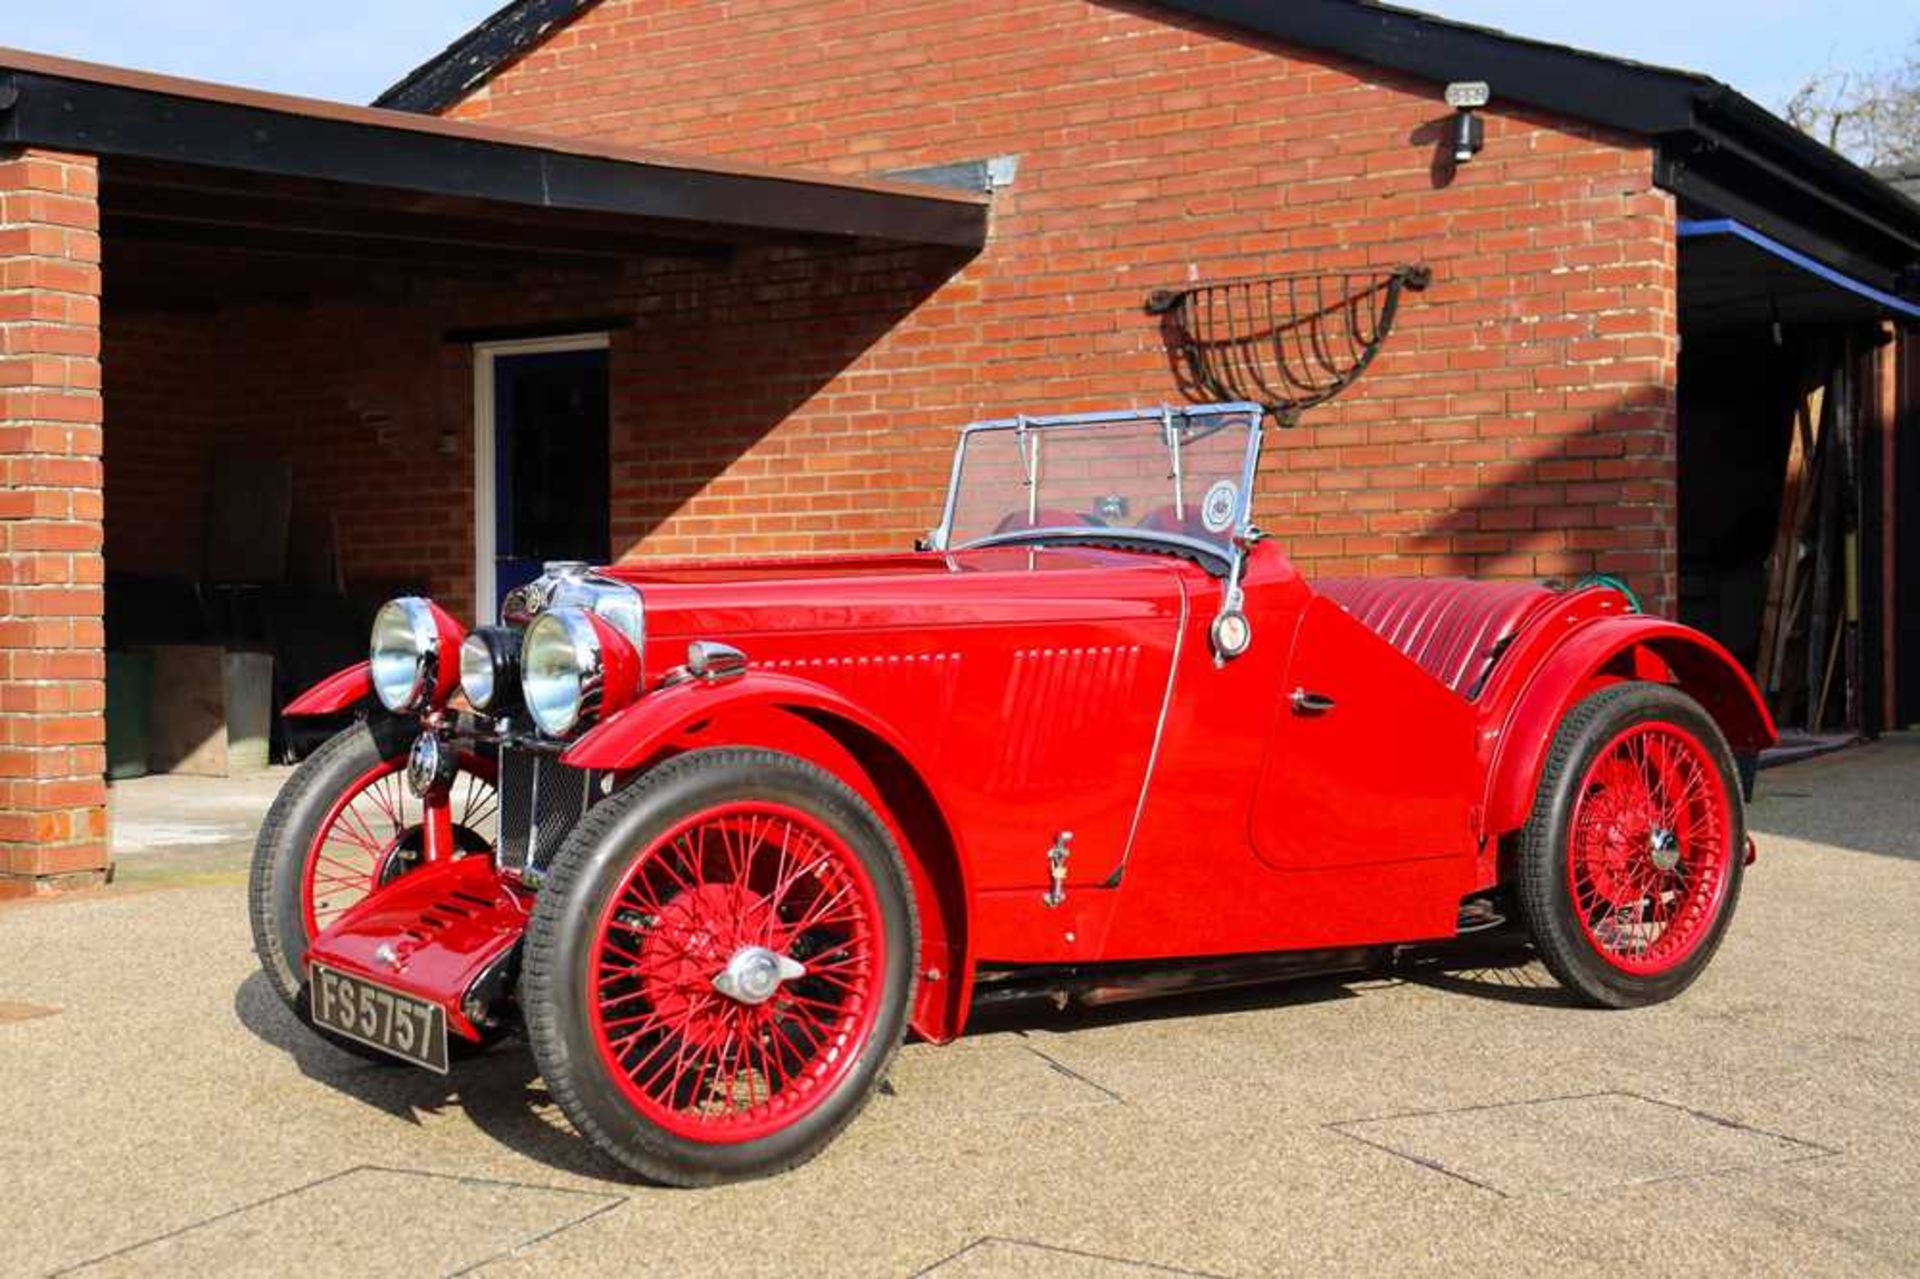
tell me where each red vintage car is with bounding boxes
[250,401,1773,1185]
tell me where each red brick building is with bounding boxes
[4,0,1919,893]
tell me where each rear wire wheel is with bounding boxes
[1514,681,1746,1008]
[521,748,917,1185]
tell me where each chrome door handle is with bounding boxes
[1290,687,1336,715]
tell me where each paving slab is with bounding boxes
[2,739,1916,1277]
[55,1168,622,1278]
[1328,1091,1833,1197]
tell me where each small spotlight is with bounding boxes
[1444,81,1490,164]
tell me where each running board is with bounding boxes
[970,947,1380,1012]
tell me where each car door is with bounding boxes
[1250,595,1479,871]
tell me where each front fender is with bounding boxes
[1483,617,1775,835]
[562,670,929,777]
[284,661,373,716]
[564,670,977,1041]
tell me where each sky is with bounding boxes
[0,1,1915,111]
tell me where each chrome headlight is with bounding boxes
[521,606,644,738]
[459,627,522,714]
[522,610,602,737]
[369,598,443,713]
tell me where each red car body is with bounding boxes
[265,400,1771,1181]
[288,542,1771,1045]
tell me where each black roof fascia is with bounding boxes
[376,0,601,114]
[1660,89,1920,291]
[1694,88,1920,244]
[1157,0,1708,134]
[0,64,987,252]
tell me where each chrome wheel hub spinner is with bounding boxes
[1648,827,1681,872]
[712,946,807,1006]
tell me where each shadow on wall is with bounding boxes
[1396,382,1677,606]
[608,244,977,558]
[1128,202,1675,607]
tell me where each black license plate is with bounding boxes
[309,963,450,1073]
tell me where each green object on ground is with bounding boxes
[105,650,152,781]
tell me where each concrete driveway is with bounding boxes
[2,742,1916,1277]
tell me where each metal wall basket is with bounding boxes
[1145,264,1431,425]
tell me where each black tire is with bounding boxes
[521,748,918,1187]
[1513,681,1746,1009]
[248,718,413,1058]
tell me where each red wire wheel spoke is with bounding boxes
[301,754,499,934]
[1567,722,1733,975]
[587,801,885,1144]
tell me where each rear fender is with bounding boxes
[284,661,373,716]
[1483,616,1775,838]
[564,672,975,1043]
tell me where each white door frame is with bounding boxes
[472,332,611,623]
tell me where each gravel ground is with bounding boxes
[1,740,1914,1277]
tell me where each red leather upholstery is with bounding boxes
[1313,577,1557,700]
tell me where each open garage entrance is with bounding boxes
[0,49,984,892]
[1677,218,1917,744]
[82,85,982,771]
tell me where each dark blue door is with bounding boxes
[494,348,611,608]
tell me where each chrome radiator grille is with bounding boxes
[496,748,592,885]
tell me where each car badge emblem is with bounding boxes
[1202,480,1238,533]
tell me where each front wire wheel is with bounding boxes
[522,749,917,1186]
[248,720,498,1020]
[302,757,499,934]
[1515,681,1746,1008]
[590,801,885,1142]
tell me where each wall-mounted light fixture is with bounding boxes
[1445,81,1490,164]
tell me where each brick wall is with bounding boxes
[103,243,964,623]
[101,308,228,578]
[103,297,474,603]
[442,0,1681,610]
[213,301,477,606]
[0,146,107,896]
